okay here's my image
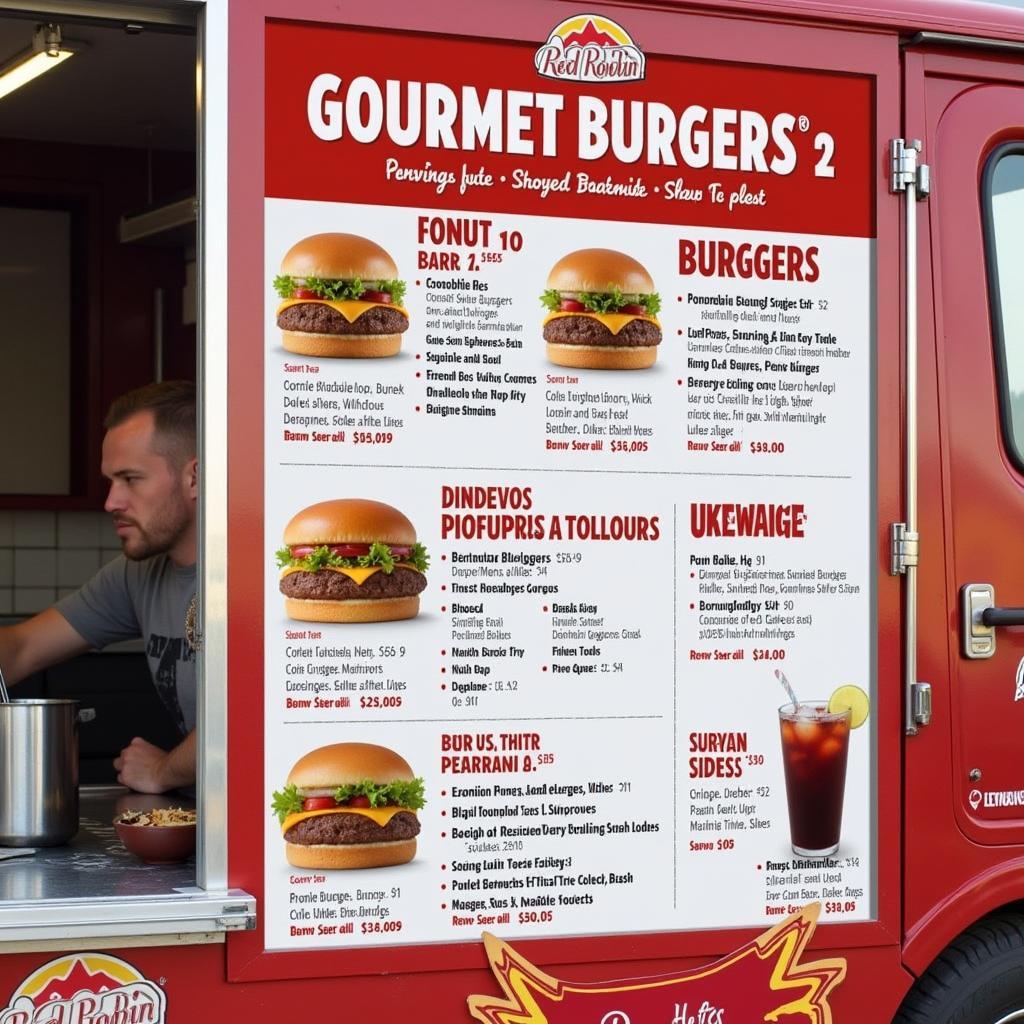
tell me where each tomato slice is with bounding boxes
[559,299,586,312]
[291,288,319,300]
[617,303,646,315]
[302,797,339,812]
[360,289,392,304]
[346,795,372,808]
[327,544,372,557]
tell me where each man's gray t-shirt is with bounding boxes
[55,557,197,736]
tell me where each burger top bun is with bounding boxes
[546,248,654,296]
[283,499,417,547]
[287,742,416,791]
[280,233,399,284]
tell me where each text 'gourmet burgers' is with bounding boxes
[540,248,662,370]
[272,743,425,869]
[274,233,409,358]
[277,499,429,623]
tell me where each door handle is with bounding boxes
[981,607,1024,627]
[962,583,996,659]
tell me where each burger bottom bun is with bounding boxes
[286,838,417,870]
[546,342,657,371]
[282,331,402,359]
[285,595,420,623]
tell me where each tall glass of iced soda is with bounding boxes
[778,702,851,857]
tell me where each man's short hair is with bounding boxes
[104,381,196,468]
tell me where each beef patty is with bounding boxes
[280,566,427,602]
[543,315,661,348]
[278,303,409,336]
[285,810,420,846]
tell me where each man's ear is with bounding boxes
[185,457,199,499]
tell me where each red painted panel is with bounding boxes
[227,0,903,1005]
[903,52,1024,966]
[0,936,912,1022]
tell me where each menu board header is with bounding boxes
[266,21,874,236]
[306,75,825,179]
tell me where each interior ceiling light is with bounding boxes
[0,24,79,102]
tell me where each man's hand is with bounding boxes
[114,731,196,793]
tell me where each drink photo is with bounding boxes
[775,672,869,858]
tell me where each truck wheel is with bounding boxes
[895,910,1024,1023]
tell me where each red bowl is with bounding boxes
[114,821,196,864]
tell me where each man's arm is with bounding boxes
[114,731,196,794]
[0,609,92,684]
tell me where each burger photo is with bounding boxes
[276,498,429,623]
[273,232,409,357]
[540,248,662,370]
[272,743,425,869]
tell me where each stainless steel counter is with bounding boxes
[0,786,194,903]
[0,786,254,945]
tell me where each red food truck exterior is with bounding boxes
[2,0,1024,1021]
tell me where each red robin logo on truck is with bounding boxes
[0,953,166,1024]
[535,15,646,83]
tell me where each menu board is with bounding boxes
[261,16,875,951]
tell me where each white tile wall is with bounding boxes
[2,510,116,615]
[57,511,108,549]
[14,549,56,587]
[13,512,55,547]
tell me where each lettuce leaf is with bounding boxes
[271,784,304,824]
[334,778,426,810]
[274,275,407,304]
[539,287,661,316]
[276,542,430,574]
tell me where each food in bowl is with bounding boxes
[116,808,196,827]
[114,808,197,863]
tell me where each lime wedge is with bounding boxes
[829,685,870,728]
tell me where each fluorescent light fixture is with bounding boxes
[0,24,78,102]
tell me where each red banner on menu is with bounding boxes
[265,20,873,237]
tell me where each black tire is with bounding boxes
[895,910,1024,1023]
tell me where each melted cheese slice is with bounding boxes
[281,805,412,835]
[276,297,409,322]
[542,311,660,336]
[279,561,421,584]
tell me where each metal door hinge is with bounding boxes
[891,522,920,575]
[911,681,932,726]
[890,139,931,198]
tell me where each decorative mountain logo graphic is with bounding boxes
[561,22,619,48]
[1,953,167,1024]
[535,15,646,83]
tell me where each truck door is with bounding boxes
[921,56,1024,846]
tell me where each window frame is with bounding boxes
[982,142,1024,474]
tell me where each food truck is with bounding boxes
[0,0,1023,1020]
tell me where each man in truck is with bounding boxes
[0,380,198,794]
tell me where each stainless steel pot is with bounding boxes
[0,700,94,847]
